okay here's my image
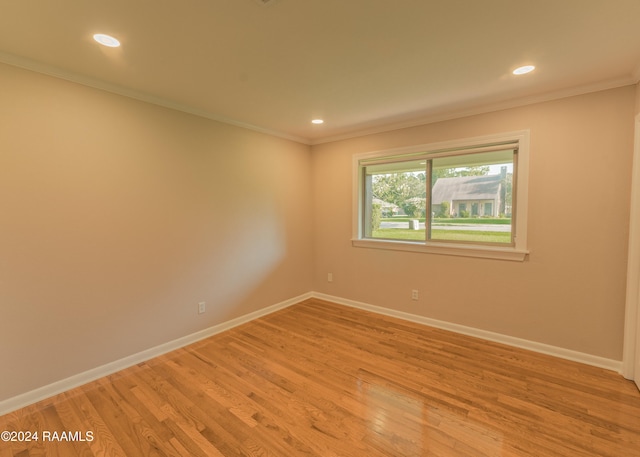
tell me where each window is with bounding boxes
[353,131,529,261]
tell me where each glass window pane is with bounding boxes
[430,150,514,244]
[363,160,426,241]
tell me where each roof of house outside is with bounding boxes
[431,175,502,204]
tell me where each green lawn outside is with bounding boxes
[371,228,511,244]
[372,228,426,241]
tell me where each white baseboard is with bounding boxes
[311,292,623,373]
[1,290,623,416]
[0,292,312,416]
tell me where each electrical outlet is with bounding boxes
[411,290,419,301]
[328,273,333,282]
[198,302,206,314]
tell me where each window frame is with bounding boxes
[352,130,530,261]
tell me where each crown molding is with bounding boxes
[0,51,310,145]
[309,76,638,145]
[1,50,637,148]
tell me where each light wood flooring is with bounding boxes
[1,298,640,456]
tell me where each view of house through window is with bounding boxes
[362,147,515,245]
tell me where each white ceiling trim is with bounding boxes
[1,50,637,148]
[310,76,638,146]
[0,51,309,145]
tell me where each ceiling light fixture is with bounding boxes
[311,119,324,124]
[513,65,535,75]
[93,33,121,48]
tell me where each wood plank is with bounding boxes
[1,298,639,456]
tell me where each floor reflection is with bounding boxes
[356,374,505,456]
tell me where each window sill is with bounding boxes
[351,238,528,261]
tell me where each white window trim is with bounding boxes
[352,130,530,261]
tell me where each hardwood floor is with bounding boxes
[2,298,640,456]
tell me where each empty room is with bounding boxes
[1,1,640,456]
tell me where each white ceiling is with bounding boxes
[1,0,639,144]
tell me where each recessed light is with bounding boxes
[93,33,121,48]
[513,65,535,75]
[311,119,324,124]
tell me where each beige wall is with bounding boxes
[1,58,636,404]
[0,63,313,401]
[312,85,636,361]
